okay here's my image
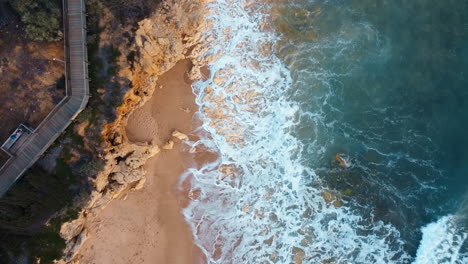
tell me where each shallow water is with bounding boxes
[182,0,468,263]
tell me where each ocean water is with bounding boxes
[181,0,468,263]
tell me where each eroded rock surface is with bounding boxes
[63,229,88,262]
[162,140,175,150]
[59,0,210,261]
[60,218,85,242]
[172,130,189,141]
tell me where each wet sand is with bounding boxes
[76,60,205,264]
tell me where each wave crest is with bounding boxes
[182,0,411,263]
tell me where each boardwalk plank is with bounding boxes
[0,0,89,196]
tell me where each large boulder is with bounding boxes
[172,130,189,140]
[111,167,144,185]
[60,218,85,241]
[162,140,174,150]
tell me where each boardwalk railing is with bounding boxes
[0,0,89,196]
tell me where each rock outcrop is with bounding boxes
[60,218,85,242]
[59,0,211,261]
[172,130,189,141]
[162,140,174,150]
[63,229,88,262]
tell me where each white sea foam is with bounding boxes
[181,0,411,263]
[413,215,468,264]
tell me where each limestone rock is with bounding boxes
[125,157,144,169]
[87,190,103,208]
[270,253,278,261]
[64,229,88,262]
[132,176,146,191]
[94,171,110,193]
[57,0,211,261]
[88,191,113,214]
[172,130,189,141]
[111,162,130,174]
[162,140,174,150]
[157,37,170,46]
[321,190,342,208]
[242,204,250,213]
[124,144,160,169]
[111,163,144,184]
[60,218,85,241]
[110,132,123,146]
[111,167,144,185]
[292,247,305,264]
[143,41,162,57]
[322,191,334,204]
[110,172,125,184]
[333,200,343,208]
[188,189,201,200]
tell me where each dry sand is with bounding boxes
[76,60,205,264]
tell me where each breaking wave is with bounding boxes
[414,215,467,264]
[180,0,412,263]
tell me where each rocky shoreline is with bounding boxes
[58,1,211,261]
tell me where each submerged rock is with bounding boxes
[292,247,305,264]
[321,190,343,208]
[242,204,250,213]
[335,153,352,168]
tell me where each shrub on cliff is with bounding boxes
[0,163,78,263]
[8,0,63,41]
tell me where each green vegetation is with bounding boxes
[0,159,79,263]
[1,57,9,66]
[86,0,126,121]
[0,132,97,263]
[0,114,97,264]
[8,0,63,41]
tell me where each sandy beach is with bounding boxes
[75,60,205,264]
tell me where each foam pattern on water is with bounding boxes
[414,215,468,264]
[181,1,411,263]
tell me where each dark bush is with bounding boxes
[8,0,63,41]
[0,165,75,263]
[55,75,66,90]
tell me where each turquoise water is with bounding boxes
[281,0,468,255]
[182,0,468,263]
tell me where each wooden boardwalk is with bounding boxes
[0,0,89,196]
